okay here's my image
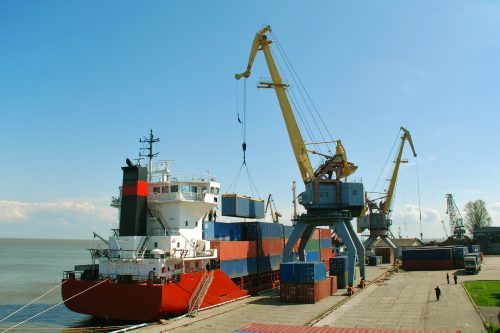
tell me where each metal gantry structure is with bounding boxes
[236,26,366,285]
[446,194,466,238]
[358,127,417,255]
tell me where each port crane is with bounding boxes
[265,194,282,223]
[358,127,417,256]
[236,26,366,285]
[446,194,466,238]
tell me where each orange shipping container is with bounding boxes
[210,241,257,260]
[320,248,333,261]
[261,238,284,256]
[312,229,320,240]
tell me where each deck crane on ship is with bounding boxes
[358,127,417,256]
[236,26,366,285]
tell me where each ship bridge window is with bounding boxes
[171,185,178,192]
[153,187,160,193]
[162,186,169,193]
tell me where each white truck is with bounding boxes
[464,254,481,274]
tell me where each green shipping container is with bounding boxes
[305,239,320,251]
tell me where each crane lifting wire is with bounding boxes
[226,78,260,199]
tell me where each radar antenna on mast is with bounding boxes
[139,129,160,182]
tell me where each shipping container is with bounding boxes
[329,256,348,275]
[319,228,331,239]
[279,278,331,304]
[221,194,264,218]
[311,229,320,240]
[336,271,348,289]
[327,276,337,295]
[203,221,242,241]
[320,248,333,261]
[261,238,284,256]
[279,262,326,284]
[451,246,469,259]
[243,222,283,240]
[220,257,258,278]
[453,258,464,269]
[368,256,382,266]
[402,248,453,260]
[258,255,282,273]
[402,259,453,271]
[375,247,395,264]
[210,240,256,260]
[305,251,320,262]
[320,238,331,249]
[469,244,481,253]
[305,239,320,251]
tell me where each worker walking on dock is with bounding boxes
[446,273,449,284]
[434,286,441,301]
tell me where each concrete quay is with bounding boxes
[135,256,499,333]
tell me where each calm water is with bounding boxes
[0,238,122,332]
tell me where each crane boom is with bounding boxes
[383,127,417,214]
[235,26,315,183]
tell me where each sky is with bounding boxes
[0,1,499,240]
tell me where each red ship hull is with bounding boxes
[62,269,248,321]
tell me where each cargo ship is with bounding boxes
[61,132,335,321]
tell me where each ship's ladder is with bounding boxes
[137,235,151,259]
[147,207,170,235]
[187,270,214,317]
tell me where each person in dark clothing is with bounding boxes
[208,211,213,221]
[435,286,441,301]
[446,273,450,284]
[454,274,458,284]
[213,210,217,222]
[206,262,211,271]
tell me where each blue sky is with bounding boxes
[0,1,499,239]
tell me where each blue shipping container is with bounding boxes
[279,262,326,284]
[320,238,331,249]
[221,195,264,219]
[452,246,469,259]
[243,222,283,240]
[329,256,349,275]
[402,248,453,260]
[203,222,242,241]
[305,251,320,262]
[220,258,257,278]
[258,255,282,273]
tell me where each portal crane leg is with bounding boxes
[283,213,365,288]
[344,221,366,280]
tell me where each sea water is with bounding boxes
[0,238,114,332]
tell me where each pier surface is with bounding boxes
[136,256,500,333]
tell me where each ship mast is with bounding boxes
[140,129,160,182]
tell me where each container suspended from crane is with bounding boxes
[235,26,365,286]
[358,127,417,257]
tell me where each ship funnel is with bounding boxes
[119,163,148,236]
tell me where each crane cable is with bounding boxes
[1,278,109,333]
[227,79,261,199]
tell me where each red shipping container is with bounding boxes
[261,238,284,256]
[210,241,257,260]
[319,228,331,239]
[320,248,333,261]
[403,259,453,271]
[328,276,337,295]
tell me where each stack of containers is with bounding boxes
[204,221,286,278]
[329,255,348,289]
[279,262,330,303]
[374,247,395,264]
[402,247,453,270]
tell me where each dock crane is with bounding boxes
[236,26,366,285]
[358,127,417,256]
[265,194,282,223]
[446,194,466,238]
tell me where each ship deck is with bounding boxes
[134,257,500,333]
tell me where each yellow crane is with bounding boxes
[236,26,366,285]
[359,127,417,252]
[235,26,357,185]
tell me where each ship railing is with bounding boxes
[89,247,215,260]
[148,192,207,202]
